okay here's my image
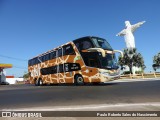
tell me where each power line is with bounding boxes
[0,54,28,69]
[0,54,27,61]
[13,66,28,70]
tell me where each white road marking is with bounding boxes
[3,102,160,111]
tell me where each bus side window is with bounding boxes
[28,60,31,66]
[63,44,75,55]
[30,59,32,66]
[35,57,38,64]
[45,54,50,61]
[82,41,93,50]
[58,64,64,73]
[73,37,93,51]
[42,56,45,62]
[39,56,42,62]
[49,53,52,60]
[50,51,56,59]
[32,58,36,65]
[58,48,62,57]
[41,68,47,75]
[75,43,80,51]
[37,57,40,64]
[89,59,98,67]
[51,66,57,74]
[82,52,100,68]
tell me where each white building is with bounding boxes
[6,78,24,84]
[123,65,142,74]
[0,64,24,84]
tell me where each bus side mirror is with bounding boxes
[87,48,106,57]
[113,50,123,58]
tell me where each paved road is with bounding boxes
[0,79,160,111]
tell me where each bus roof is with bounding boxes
[72,36,105,42]
[29,41,73,60]
[29,36,106,60]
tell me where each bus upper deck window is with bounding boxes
[58,48,62,57]
[64,44,75,55]
[75,43,80,51]
[82,41,92,50]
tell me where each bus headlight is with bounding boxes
[99,71,109,76]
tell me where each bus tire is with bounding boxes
[35,79,43,86]
[74,75,84,86]
[38,79,43,86]
[35,79,38,86]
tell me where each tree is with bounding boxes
[152,52,160,71]
[23,72,29,79]
[118,48,145,74]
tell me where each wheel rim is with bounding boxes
[35,80,38,86]
[39,80,42,85]
[77,77,83,84]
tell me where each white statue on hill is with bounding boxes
[116,21,145,50]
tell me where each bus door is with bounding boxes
[81,52,101,82]
[56,47,65,83]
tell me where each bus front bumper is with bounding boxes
[99,70,121,82]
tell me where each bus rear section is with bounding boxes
[28,36,123,85]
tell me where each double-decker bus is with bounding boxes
[28,36,123,86]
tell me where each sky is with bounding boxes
[0,0,160,77]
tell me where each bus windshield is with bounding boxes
[81,52,118,70]
[92,37,113,50]
[100,54,118,70]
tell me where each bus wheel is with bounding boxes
[74,75,84,86]
[38,79,43,86]
[35,79,43,86]
[35,79,38,86]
